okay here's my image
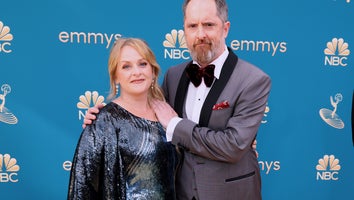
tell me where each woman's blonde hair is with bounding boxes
[107,37,165,102]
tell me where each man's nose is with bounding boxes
[196,26,206,38]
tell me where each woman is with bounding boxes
[67,38,177,200]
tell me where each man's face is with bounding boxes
[183,0,230,66]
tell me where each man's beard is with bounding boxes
[190,44,214,65]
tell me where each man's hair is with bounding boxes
[182,0,229,22]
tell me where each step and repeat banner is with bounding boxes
[1,0,353,199]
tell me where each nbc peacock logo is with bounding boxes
[0,84,18,125]
[316,155,341,181]
[77,91,105,120]
[324,38,350,67]
[0,154,20,183]
[163,29,190,60]
[0,21,13,53]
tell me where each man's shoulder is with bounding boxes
[167,61,190,72]
[236,58,269,78]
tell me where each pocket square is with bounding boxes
[212,100,230,110]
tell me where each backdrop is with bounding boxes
[1,0,353,199]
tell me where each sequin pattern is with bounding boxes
[67,102,177,200]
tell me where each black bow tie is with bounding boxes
[186,63,215,87]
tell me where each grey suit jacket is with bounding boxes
[162,48,271,200]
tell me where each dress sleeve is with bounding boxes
[67,125,105,199]
[67,109,123,199]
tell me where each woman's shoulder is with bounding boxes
[83,102,122,139]
[96,102,122,117]
[93,102,133,127]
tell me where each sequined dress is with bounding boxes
[67,102,177,200]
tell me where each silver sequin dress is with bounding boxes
[67,102,177,200]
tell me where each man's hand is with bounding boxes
[252,140,258,158]
[151,100,178,128]
[82,103,104,129]
[151,100,258,157]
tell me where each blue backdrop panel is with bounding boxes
[1,0,353,199]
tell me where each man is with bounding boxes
[151,0,270,199]
[84,0,271,199]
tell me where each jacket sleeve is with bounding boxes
[172,72,271,163]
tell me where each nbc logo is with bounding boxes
[0,154,20,183]
[324,38,350,66]
[0,84,18,124]
[316,155,341,181]
[163,29,190,60]
[0,21,13,53]
[77,91,105,120]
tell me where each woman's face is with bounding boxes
[115,45,154,98]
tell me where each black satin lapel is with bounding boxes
[174,61,193,117]
[199,48,238,126]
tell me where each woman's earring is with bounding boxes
[151,79,155,90]
[115,84,119,95]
